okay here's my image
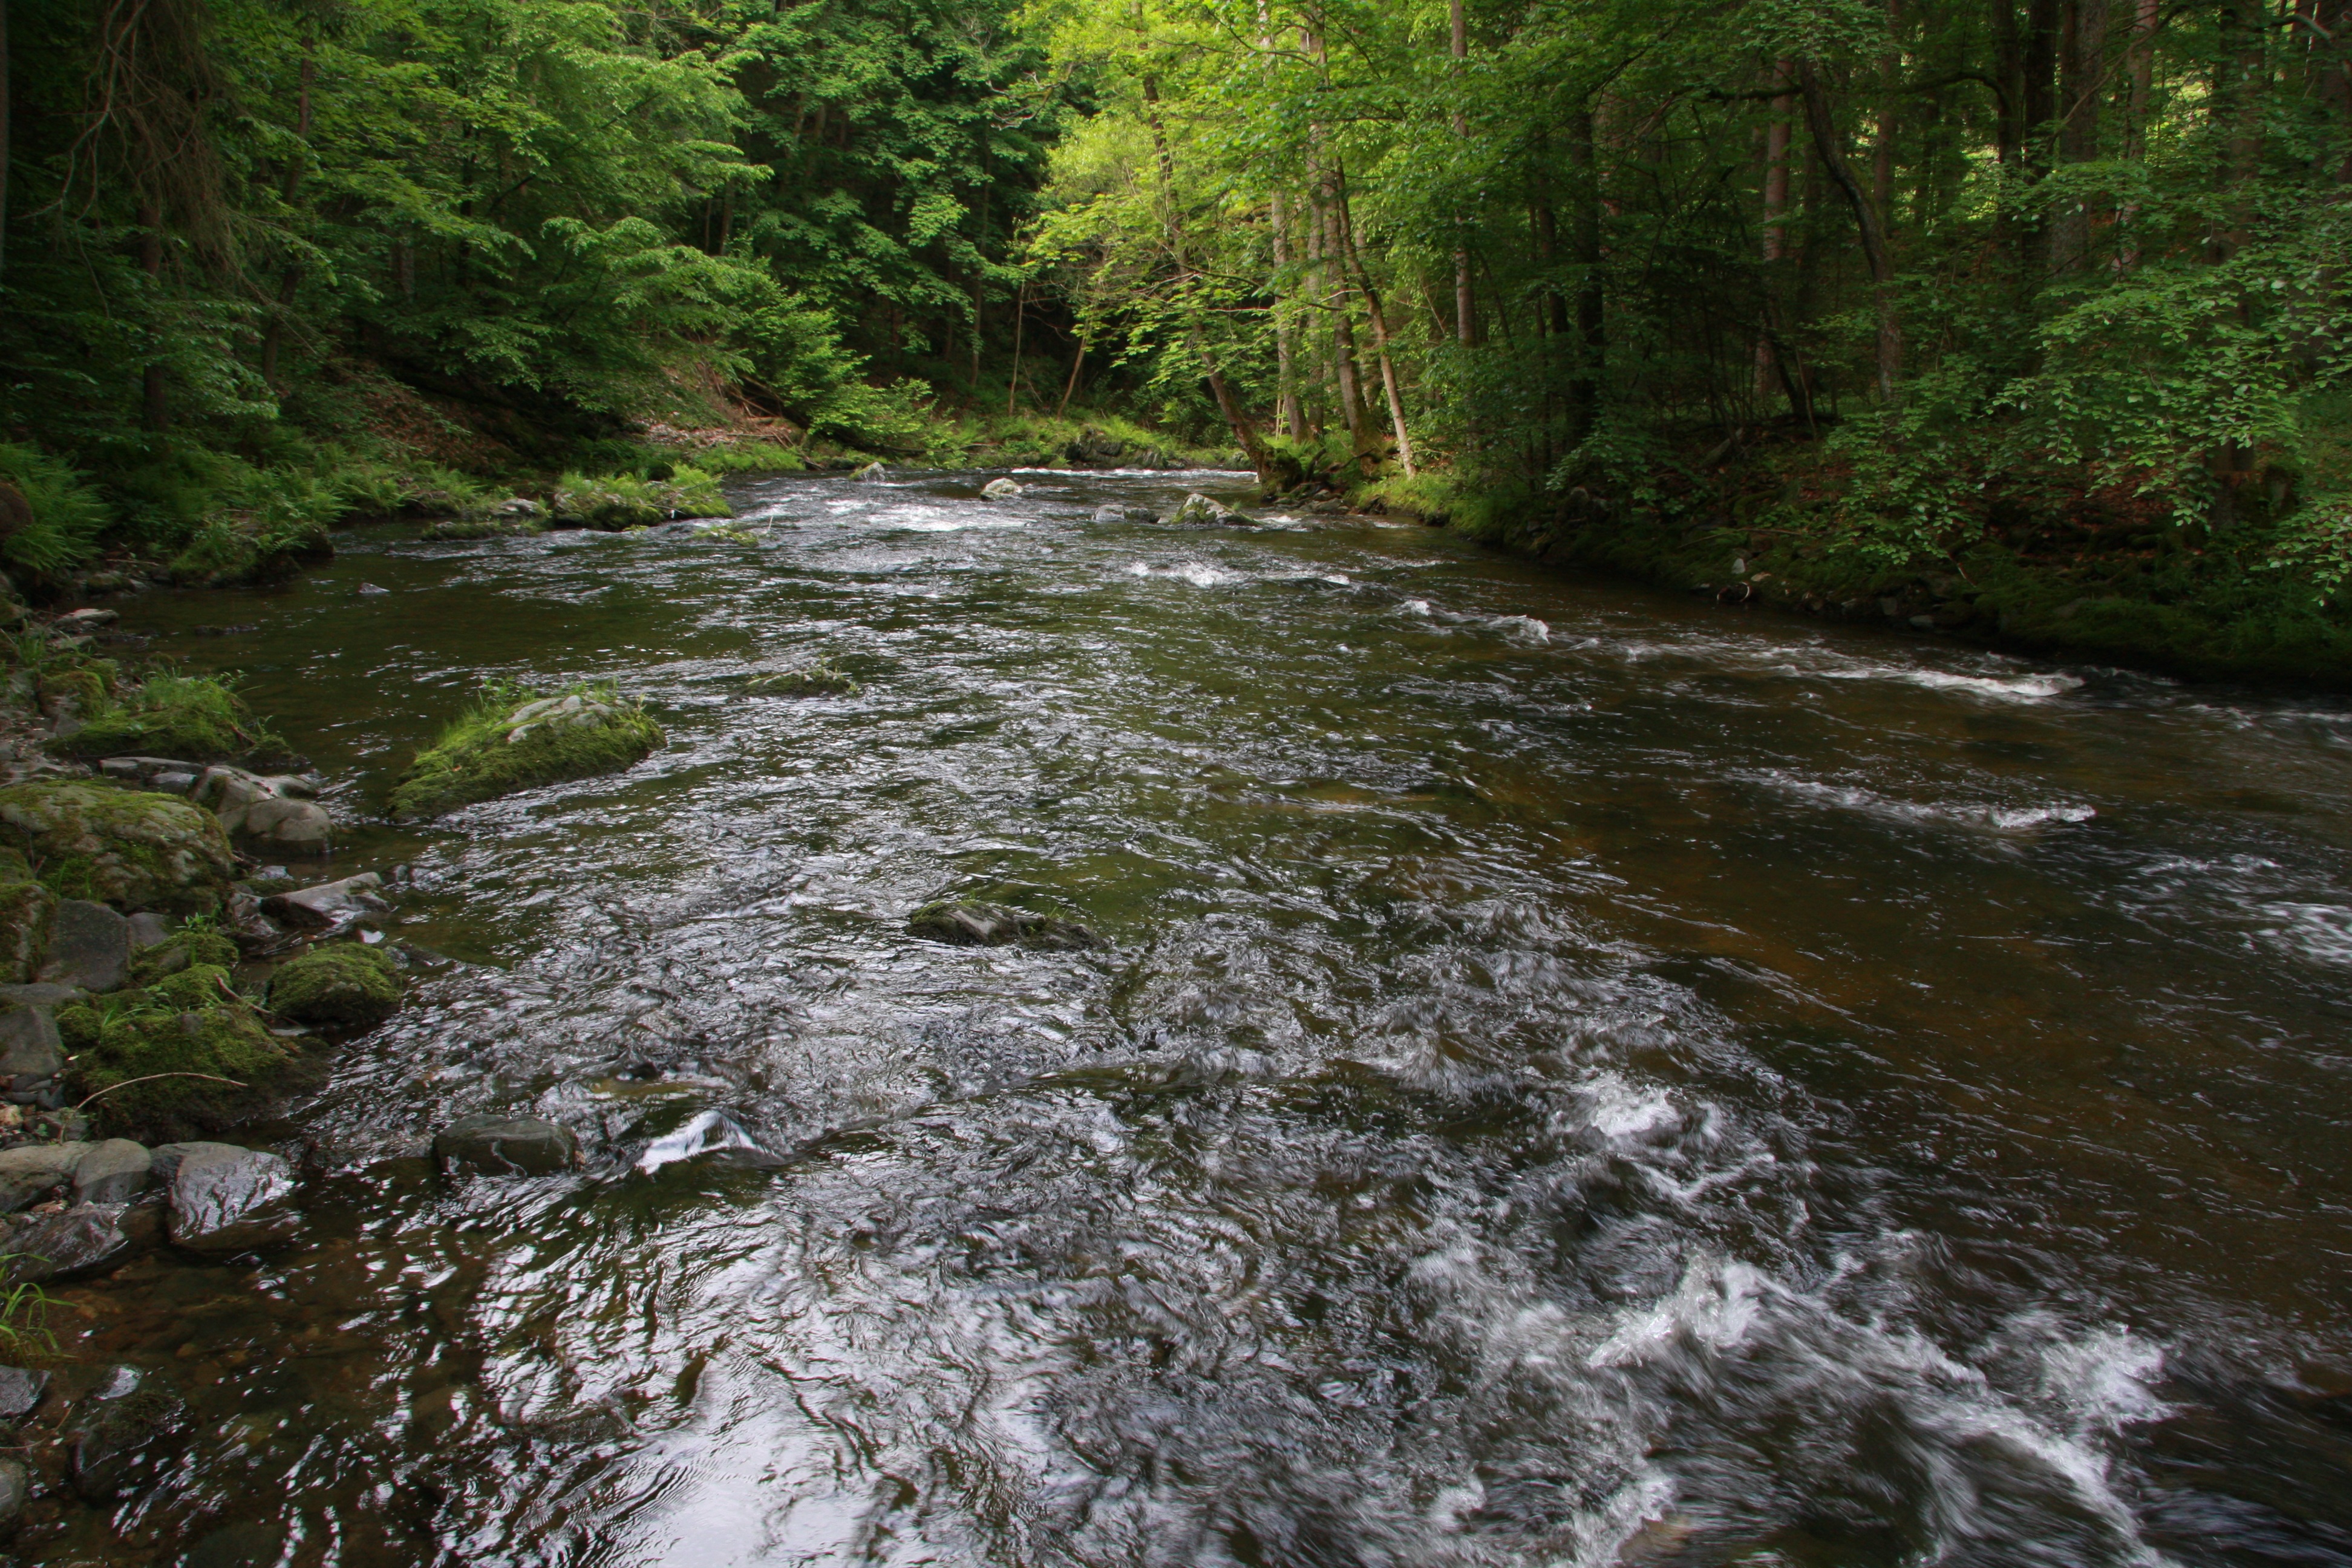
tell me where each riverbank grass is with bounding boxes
[389,681,664,820]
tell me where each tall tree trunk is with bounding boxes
[1567,105,1604,445]
[1333,173,1416,474]
[138,203,169,433]
[1057,338,1085,419]
[1450,0,1474,345]
[1270,192,1306,438]
[0,0,11,285]
[1755,59,1795,403]
[2050,0,2108,272]
[260,43,316,385]
[1797,61,1903,405]
[2212,0,2267,256]
[1005,278,1026,415]
[1873,3,1901,230]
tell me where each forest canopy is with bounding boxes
[0,0,2348,674]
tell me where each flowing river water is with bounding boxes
[33,467,2352,1566]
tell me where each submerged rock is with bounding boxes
[906,900,1100,952]
[37,898,130,991]
[1163,492,1249,527]
[0,1365,50,1421]
[981,477,1024,500]
[436,1115,581,1175]
[166,1143,298,1252]
[0,781,238,916]
[389,688,664,821]
[745,663,860,697]
[67,1365,188,1502]
[269,944,401,1033]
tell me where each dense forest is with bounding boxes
[1,0,2349,678]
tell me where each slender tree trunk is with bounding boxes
[1057,338,1085,419]
[0,0,12,285]
[1797,61,1903,404]
[1874,4,1901,231]
[138,203,169,433]
[261,44,316,385]
[1005,278,1026,415]
[1271,192,1305,437]
[1567,105,1604,445]
[1450,0,1473,345]
[2050,0,2108,272]
[1755,59,1794,403]
[1333,174,1416,474]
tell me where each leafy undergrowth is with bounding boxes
[390,681,664,819]
[1387,447,2352,689]
[550,467,729,529]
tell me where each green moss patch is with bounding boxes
[269,944,402,1033]
[129,926,241,986]
[746,661,859,697]
[62,964,299,1139]
[60,673,287,763]
[389,682,664,820]
[166,512,334,587]
[0,780,237,915]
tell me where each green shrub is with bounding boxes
[549,466,728,529]
[389,681,665,819]
[0,443,108,581]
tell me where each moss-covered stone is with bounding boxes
[268,944,401,1033]
[165,514,333,587]
[59,673,287,763]
[420,516,547,541]
[388,684,664,820]
[62,964,298,1139]
[549,468,729,531]
[128,927,241,985]
[0,781,238,916]
[746,662,859,697]
[0,847,54,984]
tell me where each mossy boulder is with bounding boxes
[165,514,332,587]
[128,927,240,986]
[59,674,287,764]
[0,782,237,916]
[60,965,298,1139]
[746,662,860,697]
[0,849,54,984]
[549,468,728,531]
[388,685,664,820]
[268,944,400,1033]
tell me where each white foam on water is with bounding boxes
[1811,664,2086,700]
[1492,613,1552,645]
[2258,901,2352,965]
[1401,598,1433,616]
[636,1109,767,1173]
[1129,560,1239,587]
[1750,772,2097,834]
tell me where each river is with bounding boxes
[40,466,2352,1566]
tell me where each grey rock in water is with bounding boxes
[981,477,1024,500]
[166,1144,298,1253]
[94,756,207,794]
[73,1138,152,1205]
[851,462,890,482]
[435,1115,581,1176]
[37,898,129,992]
[1162,492,1247,528]
[3,1202,138,1281]
[906,901,1100,952]
[0,1003,61,1081]
[260,871,388,932]
[192,766,332,857]
[67,1365,187,1503]
[0,1456,25,1531]
[0,1142,87,1211]
[0,1366,50,1422]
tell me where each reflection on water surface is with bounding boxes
[34,468,2352,1566]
